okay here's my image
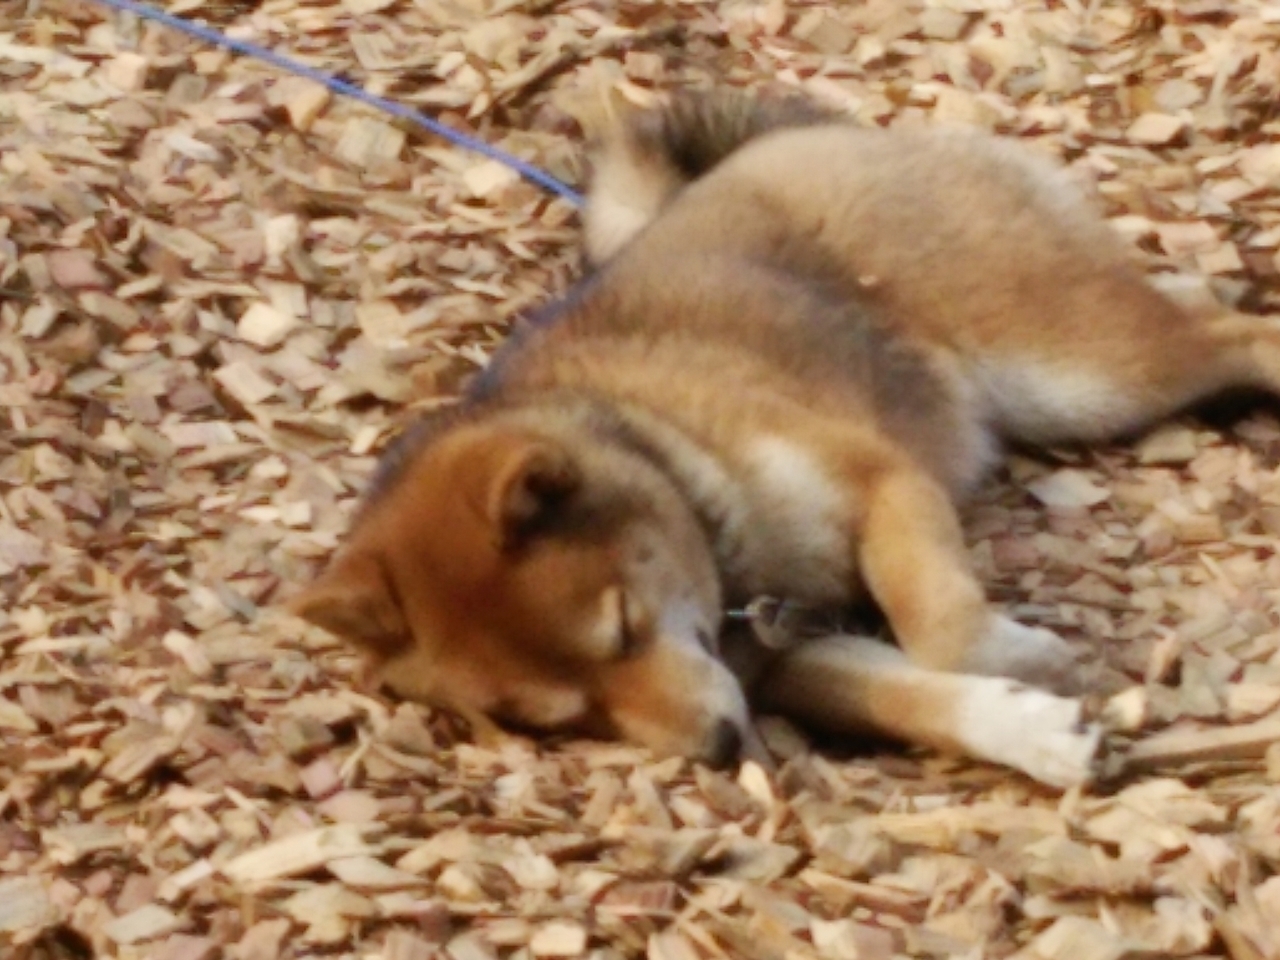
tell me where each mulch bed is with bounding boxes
[3,0,1280,957]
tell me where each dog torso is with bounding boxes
[478,254,986,608]
[470,119,1167,606]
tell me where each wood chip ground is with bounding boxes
[4,1,1280,958]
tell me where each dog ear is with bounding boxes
[484,441,582,550]
[289,550,409,655]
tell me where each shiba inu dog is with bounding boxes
[292,89,1280,788]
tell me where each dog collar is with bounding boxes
[724,596,845,650]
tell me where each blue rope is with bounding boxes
[85,0,586,206]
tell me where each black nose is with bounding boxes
[705,718,743,769]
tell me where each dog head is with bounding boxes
[291,415,750,766]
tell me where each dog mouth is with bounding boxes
[356,627,775,770]
[703,718,743,768]
[486,704,618,744]
[484,685,770,770]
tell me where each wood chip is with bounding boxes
[1135,426,1200,465]
[529,921,589,957]
[280,883,377,944]
[1026,469,1111,508]
[327,855,425,890]
[335,117,406,168]
[1125,717,1280,772]
[222,825,376,884]
[103,904,186,945]
[383,929,441,960]
[1127,112,1189,145]
[1028,916,1142,960]
[43,824,128,865]
[267,77,331,131]
[214,361,278,406]
[0,878,58,936]
[237,302,298,348]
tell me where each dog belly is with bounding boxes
[968,357,1145,445]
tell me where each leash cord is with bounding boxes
[84,0,587,207]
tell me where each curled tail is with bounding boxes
[583,89,838,264]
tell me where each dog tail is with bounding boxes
[583,89,837,264]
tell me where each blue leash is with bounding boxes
[85,0,586,207]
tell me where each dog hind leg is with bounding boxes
[976,303,1280,446]
[1197,311,1280,398]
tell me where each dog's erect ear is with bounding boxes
[289,551,409,655]
[483,440,582,550]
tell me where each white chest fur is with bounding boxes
[738,436,851,602]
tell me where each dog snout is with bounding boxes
[703,717,744,769]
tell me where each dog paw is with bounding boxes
[957,678,1103,789]
[965,615,1085,695]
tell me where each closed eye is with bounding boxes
[490,684,590,731]
[617,591,645,659]
[487,705,548,737]
[582,586,634,662]
[696,626,719,655]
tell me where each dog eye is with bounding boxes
[616,593,646,659]
[696,626,719,655]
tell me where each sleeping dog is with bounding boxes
[292,89,1280,787]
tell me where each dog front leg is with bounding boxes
[855,466,1080,690]
[757,634,1102,788]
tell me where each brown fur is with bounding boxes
[292,89,1280,786]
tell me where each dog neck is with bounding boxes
[557,392,758,599]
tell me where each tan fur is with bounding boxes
[293,89,1280,787]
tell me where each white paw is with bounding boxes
[964,615,1082,694]
[956,678,1102,789]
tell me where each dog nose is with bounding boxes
[704,718,743,768]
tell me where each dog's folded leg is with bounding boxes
[855,466,1079,690]
[756,634,1103,788]
[855,466,992,671]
